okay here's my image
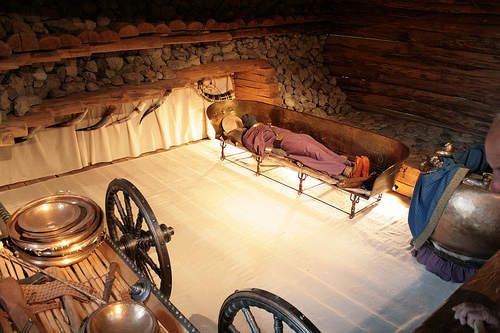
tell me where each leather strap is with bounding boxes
[21,280,95,304]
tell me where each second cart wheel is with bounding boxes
[218,288,321,333]
[105,178,174,298]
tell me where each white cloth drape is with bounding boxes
[0,78,227,187]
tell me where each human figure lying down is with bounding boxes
[221,113,370,178]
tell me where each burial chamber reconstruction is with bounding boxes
[206,99,410,200]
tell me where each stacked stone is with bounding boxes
[0,33,347,120]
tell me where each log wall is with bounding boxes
[325,0,500,137]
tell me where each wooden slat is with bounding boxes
[0,129,14,147]
[234,92,282,105]
[324,51,500,101]
[337,76,496,120]
[233,71,275,83]
[331,4,500,37]
[332,0,500,15]
[160,31,232,45]
[327,63,500,107]
[89,36,164,54]
[326,35,500,70]
[346,91,491,134]
[347,99,489,136]
[0,117,27,137]
[233,79,279,96]
[330,22,500,55]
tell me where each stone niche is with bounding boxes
[1,33,349,126]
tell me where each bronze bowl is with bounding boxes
[87,300,158,333]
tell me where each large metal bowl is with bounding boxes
[87,300,158,333]
[7,193,105,266]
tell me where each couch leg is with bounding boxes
[349,194,360,219]
[298,173,307,195]
[220,141,226,161]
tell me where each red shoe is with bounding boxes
[361,156,370,177]
[350,156,363,178]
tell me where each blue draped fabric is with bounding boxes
[408,145,489,249]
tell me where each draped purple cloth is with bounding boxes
[410,240,477,283]
[242,124,353,176]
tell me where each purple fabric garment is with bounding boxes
[242,124,352,176]
[410,240,477,283]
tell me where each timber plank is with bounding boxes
[329,22,500,55]
[233,71,275,83]
[337,76,496,120]
[89,36,163,54]
[234,84,279,98]
[0,129,14,147]
[324,48,500,95]
[331,10,500,38]
[160,31,232,45]
[325,35,500,70]
[346,92,491,135]
[331,0,500,15]
[233,79,279,94]
[175,59,272,80]
[234,92,282,106]
[0,56,19,70]
[327,64,500,107]
[12,112,54,127]
[0,117,27,138]
[347,100,488,136]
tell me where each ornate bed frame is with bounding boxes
[206,100,410,218]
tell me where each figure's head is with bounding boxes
[242,114,258,128]
[485,114,500,192]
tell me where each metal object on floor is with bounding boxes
[6,193,105,267]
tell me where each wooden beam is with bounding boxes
[0,117,27,138]
[89,36,164,53]
[175,59,272,80]
[160,31,232,45]
[0,129,14,147]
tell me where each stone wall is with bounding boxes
[0,33,349,122]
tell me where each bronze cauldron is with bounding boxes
[430,175,500,260]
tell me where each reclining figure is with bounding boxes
[222,113,370,179]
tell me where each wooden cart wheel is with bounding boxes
[218,288,321,333]
[105,178,174,298]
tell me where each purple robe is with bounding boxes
[242,124,352,176]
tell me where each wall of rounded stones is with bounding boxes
[0,33,349,122]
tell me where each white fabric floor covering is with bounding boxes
[0,140,461,332]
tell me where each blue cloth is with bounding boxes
[408,145,489,249]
